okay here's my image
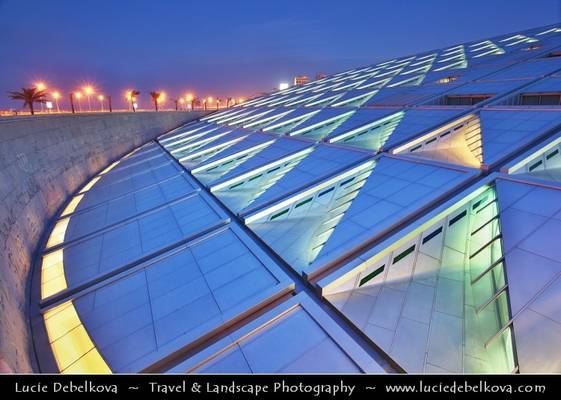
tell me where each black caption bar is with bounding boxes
[0,374,555,398]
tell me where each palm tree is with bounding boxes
[8,87,47,115]
[130,89,140,112]
[150,91,161,112]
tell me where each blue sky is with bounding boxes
[0,0,560,109]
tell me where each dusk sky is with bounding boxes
[0,0,560,109]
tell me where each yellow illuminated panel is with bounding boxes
[44,301,111,374]
[100,161,119,175]
[41,249,67,299]
[81,176,101,193]
[61,194,84,217]
[45,218,69,248]
[62,349,111,374]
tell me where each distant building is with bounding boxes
[294,75,310,86]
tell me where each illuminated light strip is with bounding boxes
[312,82,344,92]
[262,110,321,132]
[332,80,365,91]
[433,59,468,72]
[387,74,425,88]
[470,40,492,48]
[288,110,355,136]
[170,131,230,155]
[248,95,292,108]
[505,38,538,46]
[227,109,276,126]
[178,136,247,163]
[162,126,221,149]
[80,176,101,193]
[159,123,213,142]
[191,140,275,174]
[401,64,432,75]
[499,34,525,42]
[409,57,436,67]
[304,94,344,107]
[444,45,464,52]
[244,160,376,224]
[284,94,322,107]
[358,77,392,90]
[210,147,315,192]
[392,113,477,154]
[212,109,258,124]
[265,95,302,107]
[470,43,495,52]
[350,71,379,81]
[99,161,118,175]
[243,110,294,129]
[438,53,465,63]
[473,48,505,58]
[415,53,438,61]
[61,195,85,217]
[327,112,404,143]
[374,69,401,79]
[44,301,111,373]
[202,107,245,121]
[537,27,561,35]
[505,135,561,174]
[376,59,396,66]
[294,84,325,94]
[329,90,378,107]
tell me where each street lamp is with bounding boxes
[35,82,47,112]
[98,94,105,112]
[84,86,94,111]
[52,91,61,113]
[179,98,185,110]
[75,92,83,112]
[186,93,194,110]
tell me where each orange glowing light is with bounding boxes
[98,95,104,101]
[75,92,82,99]
[179,98,185,103]
[84,86,94,95]
[207,97,213,103]
[36,82,46,91]
[185,93,193,101]
[52,92,60,99]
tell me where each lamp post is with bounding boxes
[75,92,83,112]
[108,95,112,112]
[98,94,105,112]
[52,91,61,113]
[69,93,75,114]
[84,86,94,111]
[186,93,194,110]
[36,82,46,112]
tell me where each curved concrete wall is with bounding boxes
[0,111,208,372]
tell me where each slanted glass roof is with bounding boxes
[33,23,561,374]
